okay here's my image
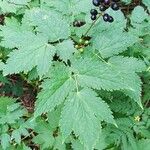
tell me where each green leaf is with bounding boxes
[22,8,71,42]
[137,139,150,150]
[56,40,76,62]
[33,132,54,149]
[0,98,26,124]
[60,88,115,150]
[92,30,137,58]
[47,106,62,129]
[8,0,31,5]
[0,0,30,13]
[71,56,145,106]
[2,31,55,77]
[1,133,10,150]
[11,130,21,144]
[0,108,25,124]
[11,120,31,145]
[142,0,150,11]
[53,135,66,150]
[35,64,75,117]
[60,88,100,150]
[0,97,15,114]
[108,56,146,73]
[121,0,132,4]
[33,118,54,149]
[95,132,108,150]
[131,6,149,23]
[72,139,84,150]
[0,0,19,13]
[130,6,150,36]
[42,0,93,16]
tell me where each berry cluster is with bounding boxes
[75,38,90,53]
[90,0,120,23]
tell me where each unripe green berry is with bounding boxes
[85,40,89,45]
[75,45,79,49]
[79,39,84,43]
[79,48,84,52]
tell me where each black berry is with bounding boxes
[99,5,107,11]
[91,15,97,20]
[92,0,100,6]
[103,0,110,5]
[73,21,85,27]
[111,3,119,11]
[103,13,109,22]
[90,9,98,15]
[108,16,114,23]
[112,0,120,2]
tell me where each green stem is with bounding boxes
[94,52,111,66]
[84,13,102,37]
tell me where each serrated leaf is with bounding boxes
[53,135,66,150]
[71,56,145,106]
[95,131,108,150]
[137,139,150,150]
[121,0,132,4]
[0,97,15,114]
[0,0,30,13]
[2,32,55,77]
[72,140,84,150]
[8,0,31,5]
[33,133,54,149]
[92,30,137,58]
[42,0,93,16]
[130,6,150,36]
[143,0,150,11]
[11,130,21,144]
[108,56,146,73]
[11,121,30,145]
[60,88,101,150]
[1,133,10,150]
[56,40,76,62]
[0,0,19,13]
[60,88,115,149]
[22,8,70,42]
[131,6,149,23]
[47,106,62,129]
[0,97,26,124]
[35,64,75,117]
[0,108,25,124]
[32,118,55,149]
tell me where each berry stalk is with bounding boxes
[84,13,102,36]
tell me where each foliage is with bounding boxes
[0,0,150,150]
